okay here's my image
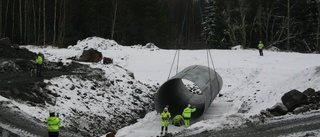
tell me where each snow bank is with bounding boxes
[67,36,121,50]
[68,37,160,51]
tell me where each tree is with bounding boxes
[202,0,227,48]
[57,0,65,47]
[43,0,46,46]
[19,0,22,43]
[286,0,290,50]
[53,0,57,46]
[32,0,36,45]
[24,0,28,43]
[111,0,118,40]
[0,0,2,38]
[12,0,16,40]
[317,0,320,52]
[3,0,9,37]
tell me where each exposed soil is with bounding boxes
[0,38,93,136]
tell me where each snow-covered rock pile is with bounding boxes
[39,64,158,136]
[131,43,160,51]
[68,36,121,50]
[259,88,320,118]
[68,37,160,51]
[231,45,243,50]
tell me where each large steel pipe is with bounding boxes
[155,65,223,119]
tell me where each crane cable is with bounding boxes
[167,0,218,84]
[167,0,189,80]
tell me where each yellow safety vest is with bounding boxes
[182,107,196,118]
[46,116,61,132]
[36,56,43,64]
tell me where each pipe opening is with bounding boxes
[155,65,223,120]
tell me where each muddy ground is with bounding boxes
[0,38,93,136]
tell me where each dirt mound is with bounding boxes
[0,37,36,60]
[0,37,95,106]
[0,37,38,74]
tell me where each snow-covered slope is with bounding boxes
[9,36,320,137]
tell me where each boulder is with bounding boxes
[292,105,309,114]
[78,48,102,63]
[105,130,116,137]
[260,109,273,117]
[103,57,113,64]
[309,91,320,104]
[268,102,288,116]
[281,89,308,111]
[303,88,316,96]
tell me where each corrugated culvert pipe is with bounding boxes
[155,65,223,119]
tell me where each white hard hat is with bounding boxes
[49,109,55,114]
[164,107,168,111]
[188,104,191,108]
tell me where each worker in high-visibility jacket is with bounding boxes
[46,110,61,137]
[258,41,264,56]
[35,53,43,77]
[182,104,196,127]
[160,107,171,135]
[172,115,184,126]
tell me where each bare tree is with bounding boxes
[24,0,28,43]
[19,0,22,43]
[237,0,249,48]
[223,0,237,46]
[38,0,41,45]
[286,0,290,50]
[32,0,37,45]
[53,0,57,46]
[12,0,16,39]
[43,0,46,46]
[3,0,9,36]
[317,1,320,51]
[111,0,118,40]
[57,0,66,47]
[0,0,2,38]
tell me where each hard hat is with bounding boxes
[188,104,191,108]
[49,109,55,114]
[164,107,168,112]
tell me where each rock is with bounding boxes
[103,57,113,64]
[309,91,320,104]
[281,89,308,111]
[293,105,309,114]
[127,71,135,79]
[268,102,288,116]
[308,104,317,110]
[303,88,315,96]
[238,101,251,113]
[78,48,102,62]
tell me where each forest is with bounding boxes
[0,0,320,53]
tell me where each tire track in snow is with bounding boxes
[0,122,40,137]
[0,100,47,137]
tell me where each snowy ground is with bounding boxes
[12,37,320,136]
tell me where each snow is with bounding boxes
[13,36,320,137]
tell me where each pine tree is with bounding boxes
[202,0,227,49]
